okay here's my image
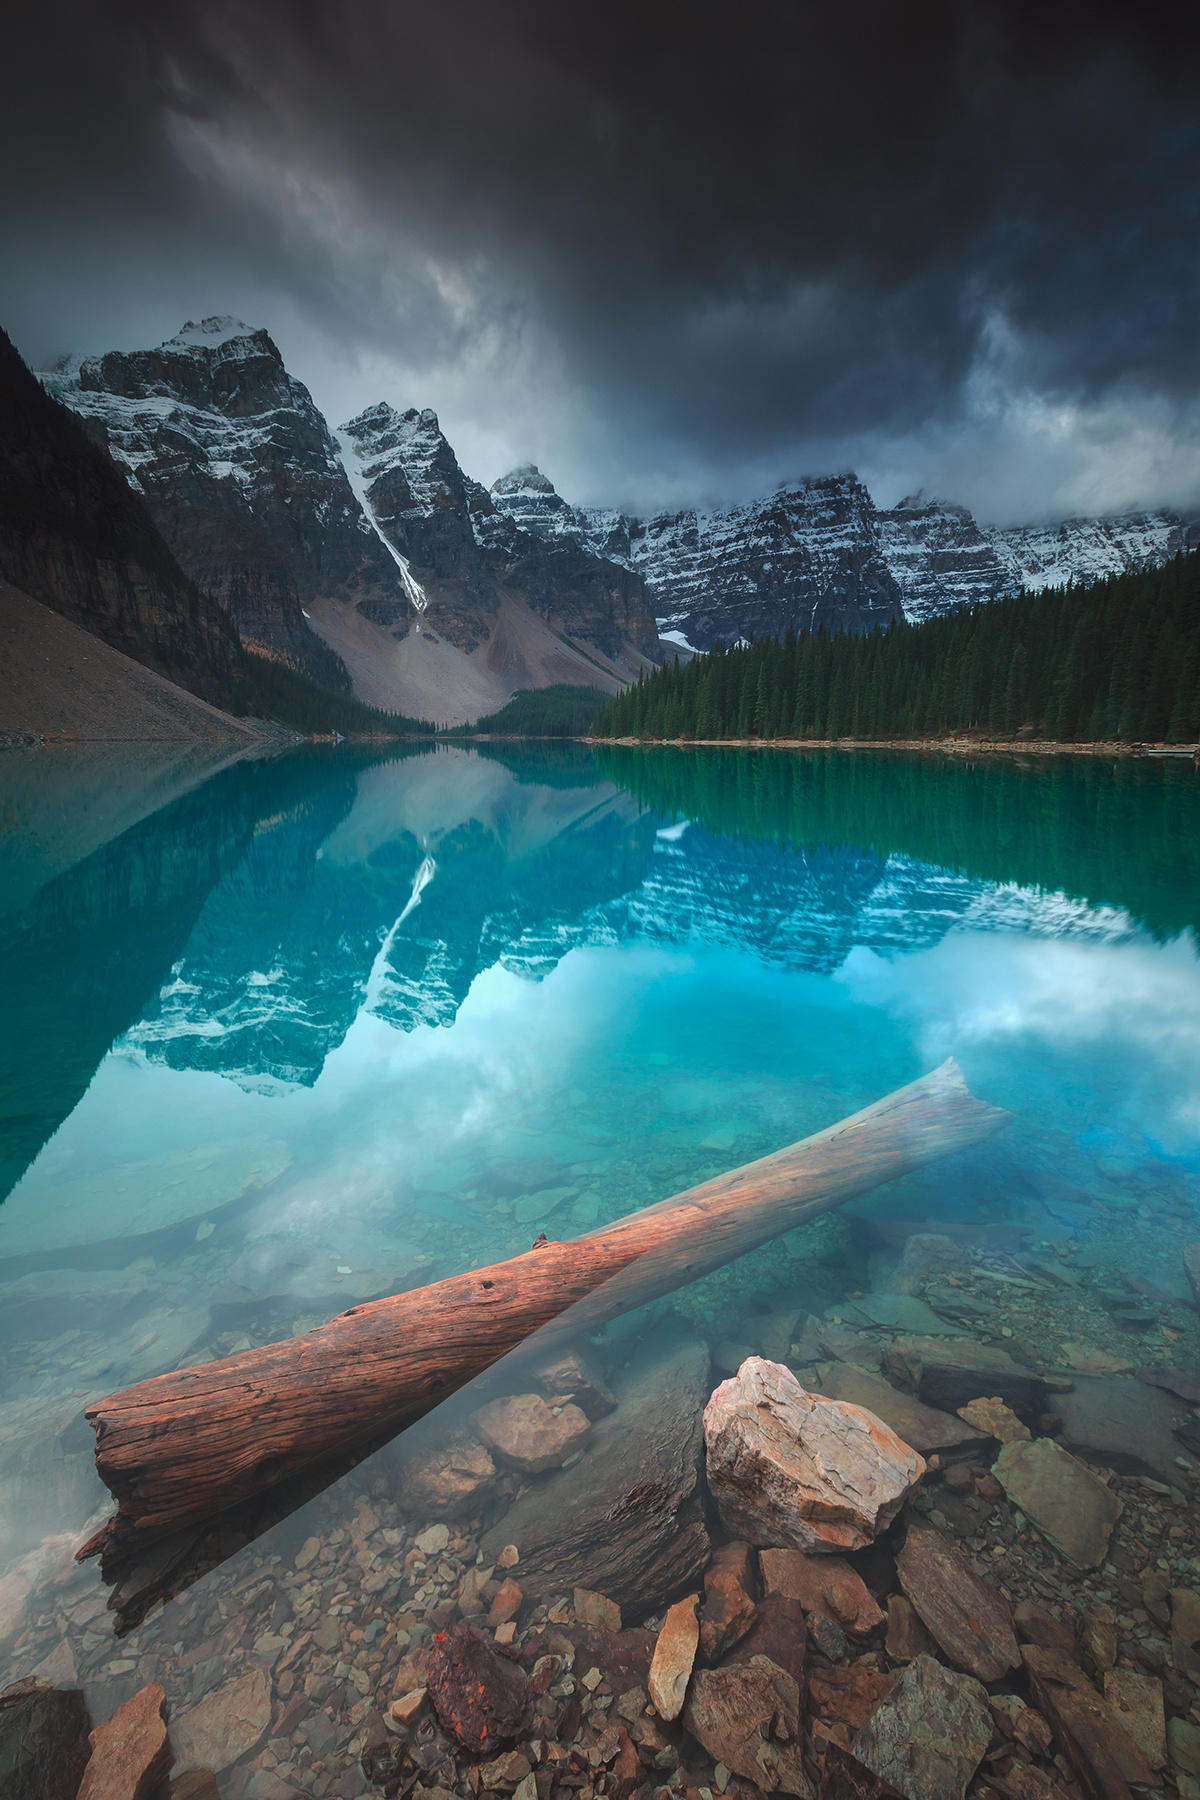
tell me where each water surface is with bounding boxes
[1,742,1198,1789]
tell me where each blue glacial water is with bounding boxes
[1,741,1198,1788]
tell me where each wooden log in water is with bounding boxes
[81,1057,1007,1557]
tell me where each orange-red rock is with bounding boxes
[78,1683,171,1800]
[649,1592,699,1721]
[759,1547,884,1636]
[699,1542,757,1660]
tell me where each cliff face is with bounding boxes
[44,318,401,688]
[339,404,661,659]
[44,322,663,716]
[492,464,1198,645]
[493,468,905,649]
[0,328,243,703]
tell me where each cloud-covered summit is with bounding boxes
[2,1,1198,523]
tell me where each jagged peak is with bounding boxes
[167,316,260,349]
[773,470,866,498]
[491,463,559,496]
[888,490,971,519]
[341,402,443,443]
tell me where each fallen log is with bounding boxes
[82,1057,1007,1558]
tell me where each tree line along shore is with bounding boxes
[593,553,1200,748]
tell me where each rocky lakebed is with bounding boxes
[4,1213,1200,1800]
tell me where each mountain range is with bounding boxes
[490,465,1198,652]
[43,319,660,726]
[8,312,1196,729]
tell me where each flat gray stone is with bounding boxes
[993,1438,1121,1568]
[836,1295,964,1337]
[1054,1372,1189,1485]
[815,1364,984,1457]
[852,1654,991,1800]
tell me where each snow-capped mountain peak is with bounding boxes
[491,459,1196,644]
[167,316,260,350]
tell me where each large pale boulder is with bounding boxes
[703,1358,925,1554]
[171,1670,271,1775]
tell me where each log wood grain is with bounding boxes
[82,1057,1007,1555]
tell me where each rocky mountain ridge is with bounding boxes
[491,463,1195,649]
[44,321,663,721]
[0,325,246,705]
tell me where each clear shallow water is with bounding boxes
[1,742,1199,1788]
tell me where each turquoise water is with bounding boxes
[1,742,1199,1783]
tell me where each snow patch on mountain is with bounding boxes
[168,316,260,351]
[335,423,427,613]
[491,462,1195,641]
[988,512,1184,594]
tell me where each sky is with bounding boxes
[3,0,1199,522]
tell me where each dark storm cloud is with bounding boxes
[2,0,1198,518]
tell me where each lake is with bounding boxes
[2,741,1198,1795]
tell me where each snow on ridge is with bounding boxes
[167,316,260,350]
[334,426,427,614]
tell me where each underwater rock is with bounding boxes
[1013,1600,1077,1653]
[171,1669,271,1776]
[1057,1344,1133,1376]
[758,1547,884,1637]
[833,1295,963,1337]
[479,1330,711,1612]
[472,1392,591,1473]
[1022,1645,1155,1799]
[528,1344,616,1417]
[698,1540,758,1660]
[1101,1669,1166,1771]
[1053,1373,1188,1486]
[79,1683,171,1800]
[648,1592,699,1720]
[704,1358,925,1554]
[682,1658,812,1796]
[896,1519,1019,1681]
[573,1586,622,1631]
[426,1624,529,1754]
[884,1594,936,1662]
[0,1678,92,1800]
[885,1335,1048,1418]
[886,1232,964,1296]
[817,1741,905,1799]
[1170,1587,1200,1682]
[1183,1244,1200,1309]
[808,1665,895,1734]
[395,1429,497,1519]
[994,1439,1121,1568]
[955,1394,1031,1442]
[721,1591,808,1687]
[850,1655,992,1800]
[815,1364,983,1457]
[1135,1365,1200,1405]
